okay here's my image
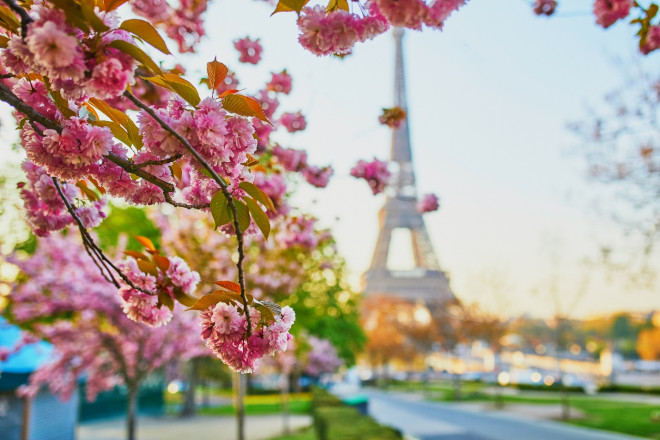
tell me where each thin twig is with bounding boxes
[52,177,156,295]
[124,91,252,335]
[134,154,183,168]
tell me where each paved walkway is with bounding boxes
[367,390,646,440]
[78,414,311,440]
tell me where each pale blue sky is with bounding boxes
[3,0,660,317]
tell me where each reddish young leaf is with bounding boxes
[222,94,271,124]
[124,250,148,260]
[207,59,228,91]
[213,280,241,293]
[219,89,239,98]
[134,235,156,252]
[137,259,158,277]
[120,19,171,55]
[154,255,170,272]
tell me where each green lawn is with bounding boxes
[266,426,316,440]
[421,387,660,439]
[198,392,312,416]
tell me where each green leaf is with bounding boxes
[143,74,200,107]
[187,290,239,311]
[245,197,270,239]
[210,190,231,229]
[254,300,281,323]
[222,94,271,124]
[173,286,197,308]
[158,291,174,311]
[233,200,251,232]
[649,4,658,19]
[239,181,276,213]
[88,98,143,149]
[213,280,242,293]
[43,76,76,118]
[120,19,171,54]
[271,0,310,15]
[207,58,228,91]
[90,120,131,146]
[326,0,348,12]
[109,40,162,76]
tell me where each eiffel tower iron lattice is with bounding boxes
[361,28,455,304]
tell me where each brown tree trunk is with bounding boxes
[126,384,138,440]
[234,373,247,440]
[281,374,290,435]
[181,357,199,417]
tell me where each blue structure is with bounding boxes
[0,317,78,440]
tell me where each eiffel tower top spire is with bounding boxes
[391,28,416,197]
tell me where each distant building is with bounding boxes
[0,317,78,440]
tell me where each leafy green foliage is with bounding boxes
[95,204,161,251]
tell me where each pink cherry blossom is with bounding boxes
[593,0,632,28]
[533,0,557,16]
[234,37,263,64]
[417,193,439,213]
[267,70,293,94]
[350,158,391,195]
[280,112,307,133]
[641,25,660,55]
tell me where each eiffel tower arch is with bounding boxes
[362,28,455,305]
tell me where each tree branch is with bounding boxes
[1,0,32,40]
[134,154,182,168]
[52,177,156,295]
[124,91,252,335]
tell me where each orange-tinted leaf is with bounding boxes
[213,280,241,293]
[76,181,100,201]
[110,40,162,76]
[187,291,238,311]
[103,0,129,12]
[243,154,259,167]
[173,286,197,307]
[222,94,271,124]
[326,0,348,12]
[239,181,276,213]
[154,255,170,272]
[142,74,200,107]
[137,259,158,276]
[158,291,174,311]
[170,161,183,181]
[207,58,228,91]
[120,19,170,54]
[219,89,239,98]
[124,250,148,260]
[134,235,156,251]
[271,0,310,15]
[87,175,106,194]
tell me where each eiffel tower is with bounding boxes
[362,28,455,305]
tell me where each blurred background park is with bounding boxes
[3,0,660,439]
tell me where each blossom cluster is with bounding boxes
[234,37,263,64]
[7,234,203,401]
[350,158,391,195]
[276,215,319,249]
[593,0,632,29]
[305,336,343,377]
[280,112,307,133]
[379,106,407,128]
[3,8,135,101]
[298,4,389,56]
[200,302,295,373]
[18,161,106,236]
[267,71,293,94]
[417,193,439,213]
[272,145,334,188]
[117,255,200,327]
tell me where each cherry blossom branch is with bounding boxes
[124,91,252,335]
[1,0,32,39]
[105,152,176,193]
[134,154,182,168]
[52,176,156,295]
[0,83,62,132]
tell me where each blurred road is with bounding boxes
[367,391,645,440]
